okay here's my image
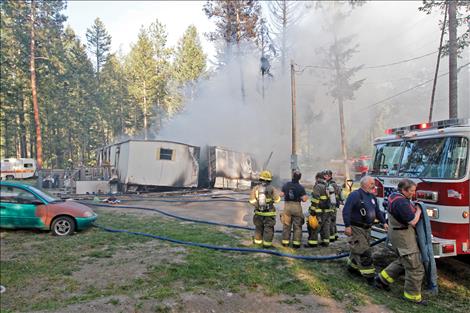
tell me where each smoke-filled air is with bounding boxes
[158,1,470,180]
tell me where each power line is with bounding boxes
[294,51,437,73]
[361,62,470,110]
[362,51,437,69]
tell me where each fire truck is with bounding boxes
[369,118,469,257]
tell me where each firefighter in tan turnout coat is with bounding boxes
[249,170,281,248]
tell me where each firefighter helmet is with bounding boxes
[259,170,273,182]
[308,215,319,230]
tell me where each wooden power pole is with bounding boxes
[290,61,298,171]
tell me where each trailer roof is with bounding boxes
[99,139,200,149]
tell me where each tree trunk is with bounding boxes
[143,80,148,140]
[281,0,287,75]
[30,0,43,169]
[448,0,458,118]
[338,97,350,182]
[19,95,28,158]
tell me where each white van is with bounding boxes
[0,158,37,180]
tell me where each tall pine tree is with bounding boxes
[86,18,112,79]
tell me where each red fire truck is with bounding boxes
[369,118,469,257]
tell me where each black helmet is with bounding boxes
[324,169,333,176]
[292,170,302,182]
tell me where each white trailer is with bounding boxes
[0,158,37,180]
[97,140,200,191]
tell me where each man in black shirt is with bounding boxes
[280,170,308,248]
[343,176,388,281]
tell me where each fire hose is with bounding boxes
[84,202,387,261]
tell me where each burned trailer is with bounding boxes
[207,146,259,189]
[97,140,200,192]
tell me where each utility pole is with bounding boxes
[448,0,458,118]
[290,61,298,171]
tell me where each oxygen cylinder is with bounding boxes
[258,185,267,211]
[328,184,337,205]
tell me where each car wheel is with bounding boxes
[51,216,75,236]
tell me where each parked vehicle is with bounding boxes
[0,181,97,236]
[369,118,469,257]
[0,158,37,180]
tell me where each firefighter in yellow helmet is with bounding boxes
[248,170,281,248]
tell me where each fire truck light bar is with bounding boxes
[385,118,470,135]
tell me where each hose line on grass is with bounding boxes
[92,223,387,261]
[82,202,348,233]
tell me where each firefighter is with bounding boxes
[280,170,308,248]
[343,175,388,281]
[323,169,342,242]
[307,172,331,247]
[375,179,426,305]
[248,170,281,248]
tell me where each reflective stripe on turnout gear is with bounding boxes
[308,240,318,245]
[255,211,276,217]
[380,269,394,284]
[359,268,376,275]
[404,291,422,302]
[263,241,272,247]
[254,239,263,244]
[282,240,290,245]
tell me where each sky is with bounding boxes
[65,1,215,58]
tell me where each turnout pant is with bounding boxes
[281,202,304,247]
[307,210,330,246]
[347,226,375,278]
[253,215,276,247]
[329,208,338,241]
[378,252,424,302]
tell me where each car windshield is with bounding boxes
[371,136,469,179]
[27,185,60,203]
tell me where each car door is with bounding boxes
[0,185,44,228]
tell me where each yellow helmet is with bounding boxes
[308,215,319,230]
[259,170,273,182]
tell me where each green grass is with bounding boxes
[1,207,469,313]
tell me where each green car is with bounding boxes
[0,181,97,236]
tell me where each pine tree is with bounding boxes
[126,27,158,139]
[173,25,207,101]
[319,3,365,181]
[100,54,132,138]
[86,18,112,78]
[266,0,304,74]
